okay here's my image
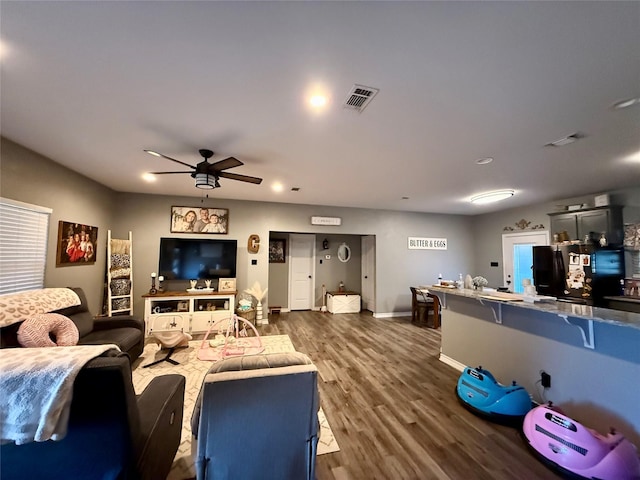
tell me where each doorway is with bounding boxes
[288,234,316,310]
[502,232,549,293]
[361,235,375,311]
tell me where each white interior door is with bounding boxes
[502,232,550,292]
[288,234,316,310]
[361,235,375,311]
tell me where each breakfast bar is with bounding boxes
[428,285,640,446]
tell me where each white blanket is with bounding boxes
[0,344,119,445]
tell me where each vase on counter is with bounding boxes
[464,274,474,289]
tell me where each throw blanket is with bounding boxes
[0,344,119,445]
[0,288,81,327]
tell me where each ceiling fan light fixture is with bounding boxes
[470,189,515,205]
[195,173,216,189]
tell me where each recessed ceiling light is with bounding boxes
[470,189,515,205]
[612,97,640,110]
[476,157,493,165]
[309,95,327,108]
[272,182,284,192]
[142,172,156,183]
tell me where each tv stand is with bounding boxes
[142,290,236,336]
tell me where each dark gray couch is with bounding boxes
[0,287,145,362]
[0,350,185,480]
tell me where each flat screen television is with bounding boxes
[158,238,237,281]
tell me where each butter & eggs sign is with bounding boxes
[408,237,447,250]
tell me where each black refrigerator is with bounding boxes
[532,245,624,306]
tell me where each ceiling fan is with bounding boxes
[145,148,263,190]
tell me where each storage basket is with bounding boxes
[111,297,130,311]
[236,308,256,324]
[110,279,131,296]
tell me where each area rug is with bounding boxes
[132,335,339,480]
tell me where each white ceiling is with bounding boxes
[1,1,639,215]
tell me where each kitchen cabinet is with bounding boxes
[549,206,623,245]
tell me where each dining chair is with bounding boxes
[410,287,440,328]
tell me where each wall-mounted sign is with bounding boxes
[247,234,260,254]
[408,237,447,250]
[311,216,342,226]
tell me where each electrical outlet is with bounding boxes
[541,371,551,389]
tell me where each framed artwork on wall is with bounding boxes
[269,239,286,263]
[170,206,229,234]
[56,221,98,266]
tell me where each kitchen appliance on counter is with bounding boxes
[532,245,624,307]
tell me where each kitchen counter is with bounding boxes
[427,285,640,331]
[430,285,640,446]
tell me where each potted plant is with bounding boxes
[472,276,488,291]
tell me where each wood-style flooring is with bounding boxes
[259,310,561,480]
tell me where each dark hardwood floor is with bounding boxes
[259,310,561,480]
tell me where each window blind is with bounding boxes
[0,198,52,295]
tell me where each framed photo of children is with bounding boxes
[170,206,229,234]
[56,221,98,266]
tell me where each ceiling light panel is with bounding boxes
[470,189,515,205]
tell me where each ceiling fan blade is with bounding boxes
[209,156,243,171]
[218,171,263,185]
[149,171,194,175]
[144,150,195,169]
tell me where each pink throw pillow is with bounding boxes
[17,313,79,347]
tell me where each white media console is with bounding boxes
[143,291,236,336]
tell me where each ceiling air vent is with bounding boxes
[344,84,379,112]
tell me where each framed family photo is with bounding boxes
[269,239,286,263]
[170,206,229,234]
[56,221,98,266]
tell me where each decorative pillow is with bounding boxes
[17,313,79,348]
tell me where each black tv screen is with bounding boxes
[159,238,237,281]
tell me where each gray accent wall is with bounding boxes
[110,193,475,316]
[1,136,476,317]
[1,137,115,313]
[4,136,636,319]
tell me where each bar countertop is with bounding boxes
[426,285,640,331]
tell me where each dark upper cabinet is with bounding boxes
[549,206,623,245]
